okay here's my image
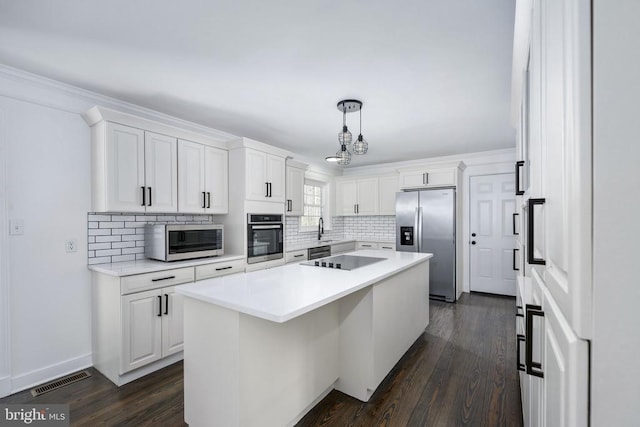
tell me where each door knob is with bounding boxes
[471,241,476,245]
[472,233,476,237]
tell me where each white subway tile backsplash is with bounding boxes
[99,221,125,228]
[111,254,136,263]
[285,215,396,246]
[87,212,216,265]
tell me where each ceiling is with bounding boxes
[0,0,516,167]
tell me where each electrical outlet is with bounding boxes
[65,239,77,253]
[9,219,24,235]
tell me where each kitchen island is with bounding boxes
[176,249,432,427]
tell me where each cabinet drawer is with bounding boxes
[121,267,194,295]
[357,242,379,250]
[195,259,245,281]
[378,243,396,251]
[286,249,308,263]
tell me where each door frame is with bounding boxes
[462,162,517,295]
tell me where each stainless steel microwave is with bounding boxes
[144,224,223,262]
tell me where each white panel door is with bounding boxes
[161,287,184,357]
[121,289,162,373]
[106,122,145,212]
[204,146,228,214]
[144,131,177,213]
[285,166,304,216]
[538,0,592,339]
[245,149,268,201]
[469,174,517,295]
[266,154,286,203]
[356,178,379,215]
[335,179,358,216]
[378,175,399,215]
[178,140,206,213]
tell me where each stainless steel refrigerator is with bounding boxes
[396,189,456,302]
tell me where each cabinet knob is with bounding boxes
[471,241,476,245]
[472,232,476,237]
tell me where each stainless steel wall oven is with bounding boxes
[247,214,284,264]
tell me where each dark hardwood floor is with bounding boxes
[1,292,522,426]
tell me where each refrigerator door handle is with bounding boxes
[416,207,423,252]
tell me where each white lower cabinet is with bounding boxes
[285,249,308,263]
[93,267,195,386]
[331,241,356,254]
[121,286,183,373]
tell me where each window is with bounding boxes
[301,183,323,228]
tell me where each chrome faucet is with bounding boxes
[318,217,324,240]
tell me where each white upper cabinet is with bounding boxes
[178,140,228,214]
[98,123,177,213]
[285,165,305,216]
[104,123,145,212]
[144,131,178,213]
[335,177,379,216]
[398,167,456,189]
[244,148,286,203]
[378,175,399,215]
[85,107,228,214]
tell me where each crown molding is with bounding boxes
[0,64,238,143]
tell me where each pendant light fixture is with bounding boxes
[326,99,367,165]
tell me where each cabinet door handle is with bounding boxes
[513,213,519,235]
[354,204,357,214]
[202,192,206,209]
[516,305,524,318]
[269,182,273,197]
[356,204,359,214]
[425,172,429,184]
[527,198,546,265]
[164,294,169,315]
[293,254,304,258]
[517,334,526,372]
[265,182,269,198]
[515,161,525,195]
[525,304,544,378]
[141,186,146,207]
[207,192,211,208]
[381,246,393,250]
[512,248,520,271]
[147,187,152,206]
[422,173,426,185]
[215,266,233,271]
[157,295,162,317]
[151,275,176,282]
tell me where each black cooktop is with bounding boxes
[301,255,385,271]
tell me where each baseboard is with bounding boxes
[0,375,10,398]
[9,353,92,395]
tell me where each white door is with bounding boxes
[266,154,286,203]
[356,178,379,215]
[144,131,177,213]
[121,289,162,373]
[178,140,205,213]
[245,149,268,201]
[335,179,357,216]
[204,146,228,214]
[286,166,304,216]
[106,122,145,212]
[469,174,517,296]
[378,175,399,215]
[161,287,184,357]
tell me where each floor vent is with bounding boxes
[30,370,92,397]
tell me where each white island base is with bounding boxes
[180,251,430,427]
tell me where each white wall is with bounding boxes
[592,1,640,424]
[1,95,93,391]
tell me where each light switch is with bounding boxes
[9,219,24,235]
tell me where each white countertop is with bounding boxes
[176,249,432,323]
[88,253,245,277]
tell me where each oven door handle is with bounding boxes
[250,225,282,230]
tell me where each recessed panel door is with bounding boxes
[470,174,517,296]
